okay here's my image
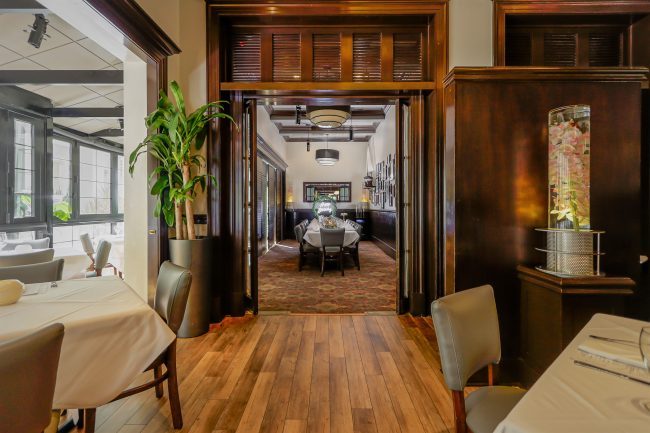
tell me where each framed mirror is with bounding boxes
[303,182,352,202]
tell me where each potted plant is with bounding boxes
[129,81,235,337]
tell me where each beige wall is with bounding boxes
[449,0,494,68]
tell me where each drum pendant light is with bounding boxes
[306,105,351,129]
[315,134,339,166]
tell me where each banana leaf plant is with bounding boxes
[129,81,235,240]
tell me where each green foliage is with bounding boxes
[129,81,236,229]
[53,201,72,222]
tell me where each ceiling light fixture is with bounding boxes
[295,105,301,125]
[349,113,354,141]
[306,128,310,152]
[306,105,351,129]
[315,134,339,166]
[27,14,49,49]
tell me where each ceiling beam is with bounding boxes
[51,107,124,118]
[271,109,385,121]
[0,70,123,85]
[0,0,47,13]
[90,128,124,137]
[277,124,377,134]
[284,136,371,143]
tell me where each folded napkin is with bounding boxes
[578,337,645,369]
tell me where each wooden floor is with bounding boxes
[93,314,454,433]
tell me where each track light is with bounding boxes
[27,14,49,49]
[349,113,354,141]
[295,105,301,125]
[118,118,124,131]
[306,129,310,152]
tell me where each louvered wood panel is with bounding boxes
[313,33,341,81]
[589,32,622,66]
[231,33,261,81]
[272,33,301,81]
[393,33,422,81]
[505,32,532,66]
[543,33,577,66]
[353,33,381,81]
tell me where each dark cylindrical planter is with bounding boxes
[169,237,214,338]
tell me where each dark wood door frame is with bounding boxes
[84,0,180,304]
[493,0,650,66]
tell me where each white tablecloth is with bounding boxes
[494,314,650,433]
[0,277,175,409]
[303,227,360,248]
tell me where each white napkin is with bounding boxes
[578,337,645,369]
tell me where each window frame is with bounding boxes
[51,131,124,227]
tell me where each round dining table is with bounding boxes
[0,277,175,409]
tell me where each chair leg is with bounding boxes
[340,249,344,276]
[320,251,325,277]
[154,364,164,398]
[84,408,96,433]
[167,342,183,429]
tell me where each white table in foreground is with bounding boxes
[494,314,650,433]
[303,226,360,248]
[0,277,175,409]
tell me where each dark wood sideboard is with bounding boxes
[517,265,635,387]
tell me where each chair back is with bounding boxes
[0,248,54,267]
[1,237,50,251]
[0,323,64,433]
[0,259,64,284]
[80,234,94,255]
[320,227,345,248]
[294,224,305,243]
[154,261,192,335]
[94,240,111,270]
[431,284,502,391]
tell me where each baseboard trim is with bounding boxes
[370,236,396,260]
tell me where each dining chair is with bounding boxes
[431,285,526,433]
[320,227,345,276]
[85,240,111,277]
[81,261,192,432]
[79,234,95,271]
[294,224,319,271]
[0,259,64,284]
[0,248,54,267]
[1,237,50,251]
[0,323,65,433]
[344,222,362,270]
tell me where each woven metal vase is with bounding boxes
[545,230,594,276]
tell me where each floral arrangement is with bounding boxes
[548,106,590,231]
[321,216,339,229]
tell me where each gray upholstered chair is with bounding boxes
[81,261,192,433]
[79,234,95,271]
[0,248,54,267]
[85,240,111,277]
[1,237,50,251]
[295,224,319,271]
[431,285,526,433]
[319,227,346,276]
[0,323,64,433]
[0,259,64,284]
[344,222,362,270]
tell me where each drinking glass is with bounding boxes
[0,232,7,251]
[640,327,650,370]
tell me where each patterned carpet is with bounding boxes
[258,240,396,313]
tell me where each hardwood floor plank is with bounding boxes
[234,372,277,433]
[352,408,379,433]
[364,316,390,353]
[285,324,315,421]
[186,399,227,433]
[307,317,331,433]
[329,357,354,433]
[340,317,372,409]
[282,420,306,433]
[329,316,345,359]
[365,375,402,433]
[351,316,382,376]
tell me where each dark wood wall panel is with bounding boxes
[444,68,647,359]
[368,210,397,259]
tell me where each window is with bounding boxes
[79,145,112,215]
[53,222,116,249]
[14,119,34,219]
[52,138,72,222]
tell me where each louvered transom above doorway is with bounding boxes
[229,26,428,83]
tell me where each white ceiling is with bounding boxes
[0,10,123,144]
[268,104,389,144]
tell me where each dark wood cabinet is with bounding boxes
[518,265,634,386]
